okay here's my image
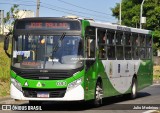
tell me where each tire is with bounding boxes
[131,77,137,99]
[93,81,103,107]
[29,101,43,106]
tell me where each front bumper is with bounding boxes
[10,83,84,101]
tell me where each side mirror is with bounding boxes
[4,37,9,50]
[87,38,91,57]
[4,32,12,58]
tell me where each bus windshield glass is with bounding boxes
[12,35,83,70]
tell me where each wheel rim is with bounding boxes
[95,84,103,104]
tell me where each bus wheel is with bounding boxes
[94,81,103,107]
[131,77,137,99]
[29,101,43,105]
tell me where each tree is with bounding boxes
[3,4,20,33]
[111,0,160,54]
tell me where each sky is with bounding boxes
[0,0,120,23]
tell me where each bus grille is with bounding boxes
[19,72,71,80]
[23,88,66,98]
[11,66,83,80]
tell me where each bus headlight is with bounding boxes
[11,78,22,92]
[67,78,82,91]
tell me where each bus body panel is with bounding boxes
[137,60,153,90]
[82,20,152,101]
[84,59,153,100]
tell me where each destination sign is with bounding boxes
[26,22,70,30]
[15,19,81,30]
[21,61,41,68]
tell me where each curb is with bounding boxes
[153,80,160,84]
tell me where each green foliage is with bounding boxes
[3,4,20,32]
[111,0,160,53]
[112,1,141,28]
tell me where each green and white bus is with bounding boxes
[4,17,153,106]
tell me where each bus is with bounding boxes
[4,17,153,106]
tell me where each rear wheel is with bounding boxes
[131,77,137,99]
[93,81,103,107]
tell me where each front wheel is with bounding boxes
[131,77,137,99]
[93,81,103,107]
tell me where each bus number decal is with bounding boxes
[56,81,67,86]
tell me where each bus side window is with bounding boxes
[116,31,124,60]
[146,35,152,47]
[107,31,115,45]
[140,34,146,47]
[124,32,132,59]
[133,47,139,59]
[107,30,115,59]
[98,29,107,59]
[88,37,95,58]
[146,48,152,59]
[132,34,139,46]
[125,33,132,46]
[132,34,139,59]
[146,35,152,59]
[85,26,96,58]
[139,34,146,59]
[116,32,123,45]
[125,47,132,59]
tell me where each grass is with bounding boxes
[0,40,11,97]
[0,42,11,81]
[153,65,160,80]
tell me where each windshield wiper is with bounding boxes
[52,32,66,64]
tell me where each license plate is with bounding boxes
[37,92,49,98]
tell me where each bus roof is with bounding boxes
[15,17,79,21]
[84,19,151,35]
[15,17,152,35]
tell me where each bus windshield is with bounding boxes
[12,35,83,70]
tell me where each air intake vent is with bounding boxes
[23,88,66,98]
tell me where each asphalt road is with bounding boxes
[0,84,160,113]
